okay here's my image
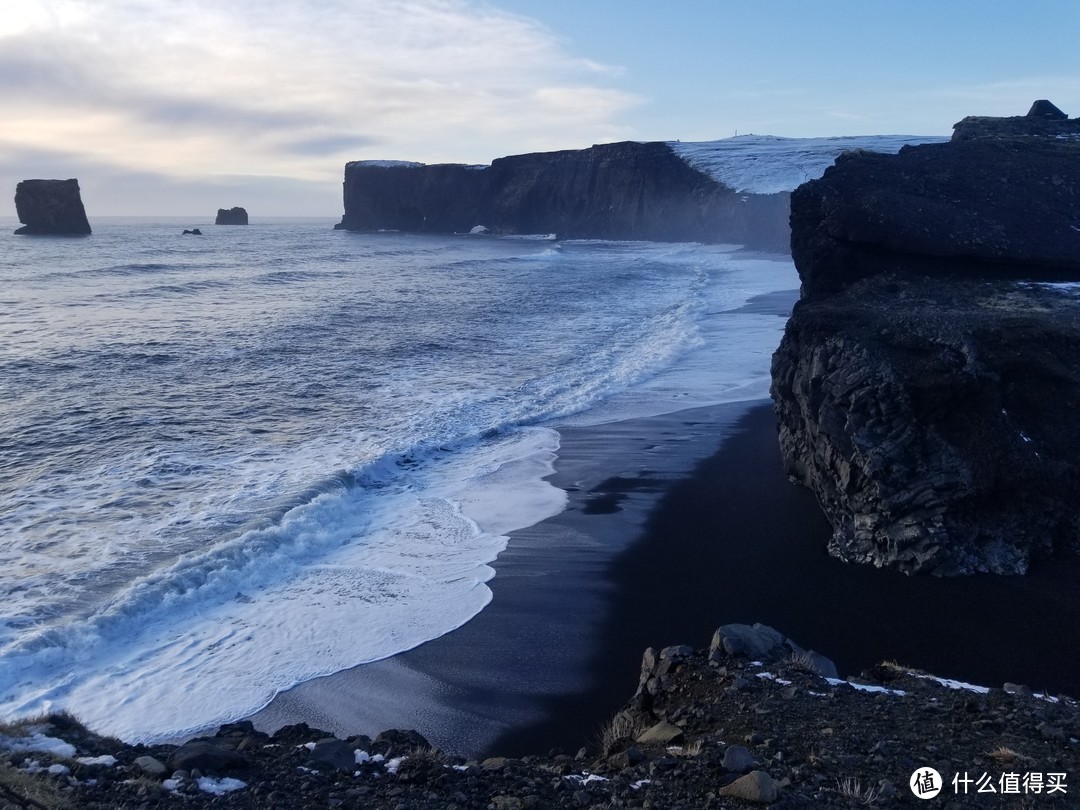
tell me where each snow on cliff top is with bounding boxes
[669,134,948,194]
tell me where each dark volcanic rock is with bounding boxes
[14,178,92,235]
[773,104,1080,575]
[216,206,249,225]
[1027,98,1068,119]
[790,119,1080,301]
[6,625,1080,809]
[772,277,1080,575]
[335,141,791,252]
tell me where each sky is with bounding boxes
[3,0,1078,217]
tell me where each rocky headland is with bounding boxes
[216,207,249,225]
[771,102,1080,575]
[335,141,791,252]
[13,179,92,236]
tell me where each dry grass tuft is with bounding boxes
[987,745,1034,767]
[597,711,652,756]
[0,757,73,809]
[836,776,880,805]
[785,650,822,675]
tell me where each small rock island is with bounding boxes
[13,178,92,235]
[215,206,249,225]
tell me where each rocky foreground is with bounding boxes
[2,624,1078,809]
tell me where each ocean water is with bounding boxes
[0,217,796,741]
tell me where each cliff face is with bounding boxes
[14,178,92,235]
[772,105,1080,575]
[336,141,791,252]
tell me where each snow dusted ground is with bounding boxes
[669,134,948,194]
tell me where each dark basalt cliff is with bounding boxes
[772,104,1080,575]
[336,141,791,252]
[14,178,92,235]
[216,206,249,225]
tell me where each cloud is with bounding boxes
[1,0,642,214]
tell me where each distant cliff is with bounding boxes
[771,103,1080,575]
[335,141,791,252]
[14,178,92,235]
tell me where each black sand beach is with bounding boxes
[251,399,768,756]
[254,395,1080,759]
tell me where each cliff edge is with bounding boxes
[771,103,1080,575]
[335,141,791,252]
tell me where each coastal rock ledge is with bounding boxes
[13,178,92,235]
[335,141,791,252]
[771,103,1080,575]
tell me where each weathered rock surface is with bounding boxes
[335,141,791,252]
[13,178,92,235]
[773,104,1080,575]
[215,206,249,225]
[789,115,1080,302]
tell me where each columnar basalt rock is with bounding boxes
[14,178,92,235]
[335,141,792,252]
[772,104,1080,575]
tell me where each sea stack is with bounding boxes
[14,179,92,235]
[771,103,1080,576]
[215,206,248,225]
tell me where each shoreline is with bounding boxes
[253,395,1080,759]
[250,398,766,757]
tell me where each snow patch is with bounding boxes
[0,733,77,759]
[566,772,608,785]
[756,671,793,685]
[76,754,117,766]
[916,674,990,693]
[352,160,424,168]
[826,677,906,696]
[670,134,947,194]
[197,776,247,795]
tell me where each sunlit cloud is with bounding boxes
[1,0,641,214]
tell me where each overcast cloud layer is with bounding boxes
[4,1,1078,217]
[1,0,639,215]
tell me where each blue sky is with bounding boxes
[3,0,1077,216]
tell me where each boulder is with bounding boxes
[14,179,91,235]
[717,770,780,803]
[215,206,248,225]
[371,728,431,755]
[133,756,167,777]
[721,745,758,773]
[166,740,249,774]
[307,737,356,772]
[635,720,684,745]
